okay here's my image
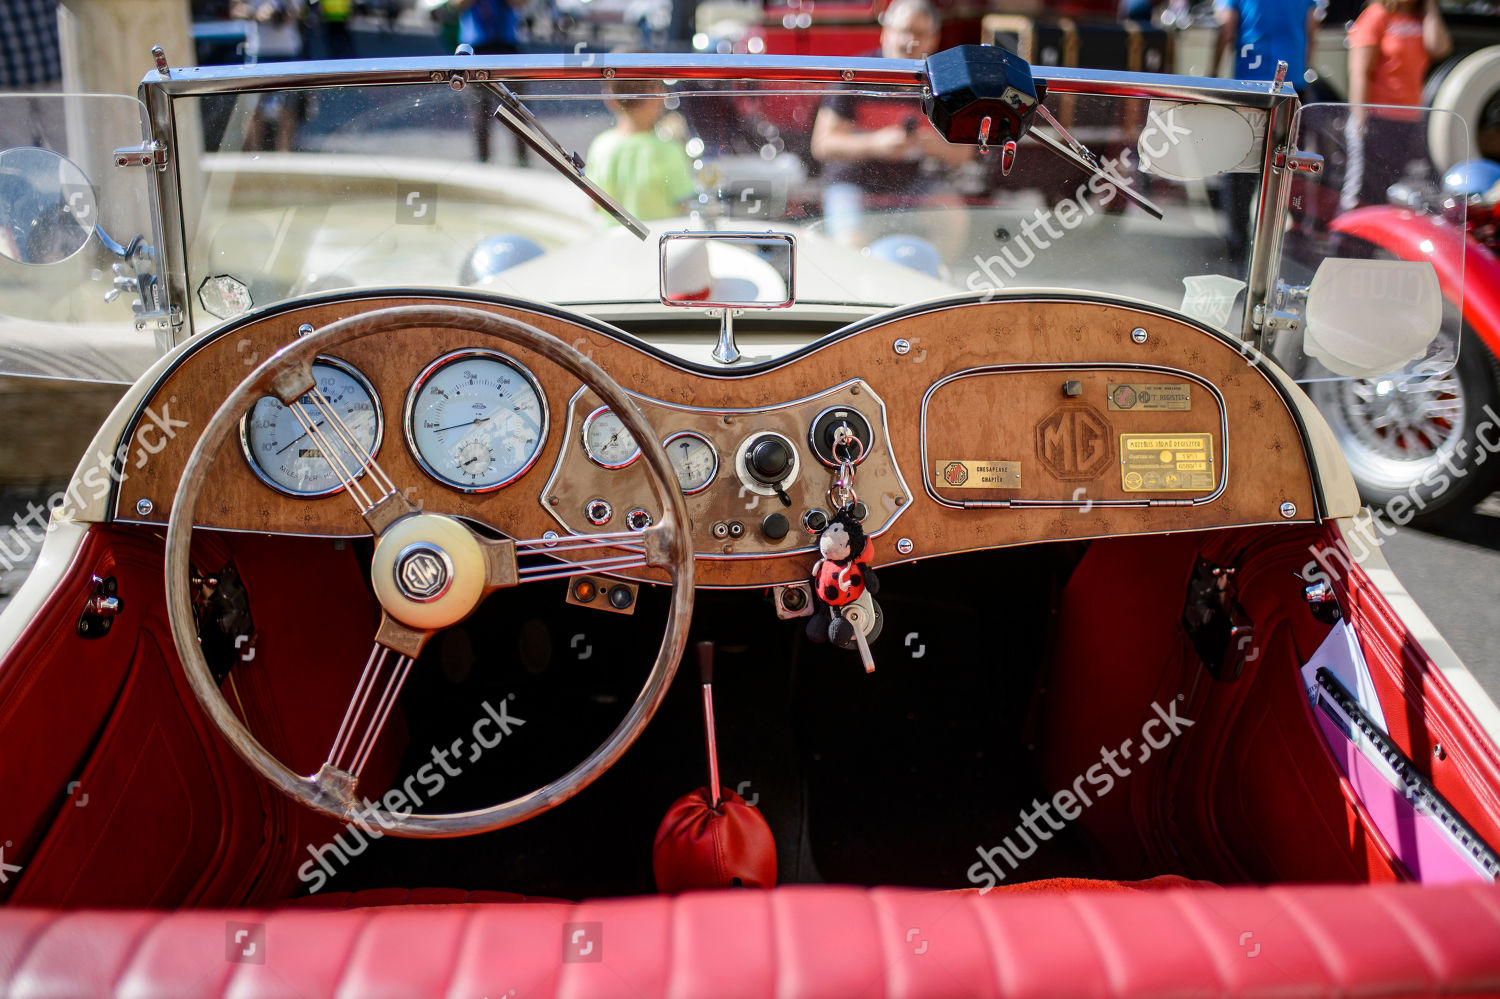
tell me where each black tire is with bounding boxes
[1310,328,1500,526]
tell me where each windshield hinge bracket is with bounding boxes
[1287,151,1324,175]
[1252,278,1309,334]
[1271,146,1323,176]
[1251,302,1302,335]
[134,304,181,335]
[114,140,167,170]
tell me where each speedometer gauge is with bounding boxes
[664,431,718,494]
[404,349,547,492]
[581,406,641,469]
[240,358,382,498]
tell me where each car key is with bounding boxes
[842,602,876,673]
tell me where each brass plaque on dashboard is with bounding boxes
[1107,383,1192,411]
[1119,434,1214,492]
[934,460,1021,490]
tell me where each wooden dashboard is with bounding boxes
[112,292,1321,588]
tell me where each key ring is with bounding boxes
[829,458,858,510]
[831,428,864,466]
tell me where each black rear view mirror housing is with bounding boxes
[923,45,1046,148]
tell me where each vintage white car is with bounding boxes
[0,43,1497,997]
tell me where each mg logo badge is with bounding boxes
[395,545,452,602]
[1035,405,1112,481]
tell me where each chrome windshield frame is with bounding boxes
[135,53,1299,345]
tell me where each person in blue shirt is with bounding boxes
[1211,0,1317,270]
[1212,0,1317,85]
[445,0,529,163]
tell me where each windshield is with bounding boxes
[172,73,1265,337]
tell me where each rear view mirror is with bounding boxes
[0,146,96,266]
[659,231,795,310]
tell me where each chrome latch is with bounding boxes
[77,575,121,639]
[1303,579,1341,624]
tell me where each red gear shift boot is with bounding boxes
[652,786,777,893]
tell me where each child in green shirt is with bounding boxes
[585,80,697,222]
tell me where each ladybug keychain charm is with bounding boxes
[806,506,881,670]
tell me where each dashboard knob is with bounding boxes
[746,434,794,484]
[761,512,789,540]
[803,509,828,534]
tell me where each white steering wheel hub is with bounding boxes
[371,514,487,630]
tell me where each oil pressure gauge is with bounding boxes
[663,431,718,494]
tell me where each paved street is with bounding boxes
[1381,495,1500,700]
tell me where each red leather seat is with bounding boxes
[2,881,1498,997]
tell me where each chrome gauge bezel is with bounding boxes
[403,348,550,494]
[662,430,719,495]
[238,356,384,499]
[581,405,643,470]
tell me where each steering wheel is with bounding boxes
[165,305,695,837]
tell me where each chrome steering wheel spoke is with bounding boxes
[274,356,415,532]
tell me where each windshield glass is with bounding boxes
[174,75,1264,337]
[0,93,164,384]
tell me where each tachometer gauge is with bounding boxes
[405,349,547,492]
[581,406,641,469]
[664,431,718,494]
[240,358,382,498]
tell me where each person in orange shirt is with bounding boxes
[1341,0,1451,209]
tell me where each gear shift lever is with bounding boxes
[698,641,721,809]
[651,639,777,892]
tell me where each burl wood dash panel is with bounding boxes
[114,294,1317,588]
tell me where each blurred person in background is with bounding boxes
[1211,0,1317,269]
[1341,0,1451,209]
[585,78,697,221]
[230,0,308,149]
[439,0,530,164]
[810,0,971,253]
[312,0,357,57]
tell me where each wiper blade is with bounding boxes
[483,80,649,240]
[1032,104,1164,221]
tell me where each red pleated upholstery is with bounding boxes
[1,881,1498,998]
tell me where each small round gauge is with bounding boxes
[581,406,641,469]
[663,431,718,494]
[240,358,383,498]
[405,349,547,492]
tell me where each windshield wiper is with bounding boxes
[1031,105,1164,221]
[482,80,649,240]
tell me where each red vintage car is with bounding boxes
[0,44,1497,997]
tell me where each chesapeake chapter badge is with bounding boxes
[935,460,1022,490]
